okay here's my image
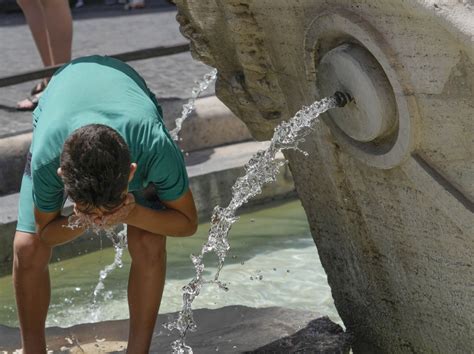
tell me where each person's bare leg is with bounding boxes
[16,0,52,109]
[16,0,52,67]
[13,231,52,353]
[127,226,167,353]
[42,0,72,65]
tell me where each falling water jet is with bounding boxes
[63,216,128,321]
[170,68,218,141]
[165,92,352,353]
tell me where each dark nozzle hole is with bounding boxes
[333,91,353,108]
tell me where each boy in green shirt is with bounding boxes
[14,55,198,352]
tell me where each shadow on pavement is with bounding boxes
[0,103,17,113]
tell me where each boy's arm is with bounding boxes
[124,189,198,237]
[35,207,85,247]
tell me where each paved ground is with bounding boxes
[0,0,214,138]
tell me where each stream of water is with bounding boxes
[169,68,218,140]
[165,96,340,353]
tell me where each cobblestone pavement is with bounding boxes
[0,0,214,138]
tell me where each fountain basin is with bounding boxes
[0,200,347,352]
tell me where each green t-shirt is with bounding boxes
[30,55,188,212]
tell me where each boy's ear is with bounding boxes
[128,163,137,182]
[57,167,63,177]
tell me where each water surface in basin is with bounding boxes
[0,199,340,328]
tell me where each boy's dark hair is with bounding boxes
[60,124,131,212]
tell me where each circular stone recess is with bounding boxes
[304,11,417,169]
[317,43,397,143]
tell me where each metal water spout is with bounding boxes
[333,91,353,108]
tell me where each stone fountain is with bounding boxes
[173,0,473,352]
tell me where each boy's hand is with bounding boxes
[101,193,136,227]
[72,193,136,229]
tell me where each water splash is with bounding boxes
[90,226,128,322]
[169,68,218,141]
[64,216,128,321]
[165,96,341,353]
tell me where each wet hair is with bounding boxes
[60,124,131,212]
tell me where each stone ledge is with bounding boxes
[163,95,253,153]
[0,305,351,353]
[0,95,253,196]
[0,141,295,276]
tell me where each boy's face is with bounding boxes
[58,163,137,223]
[72,192,136,228]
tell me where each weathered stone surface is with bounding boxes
[0,306,351,353]
[173,0,474,352]
[0,133,31,196]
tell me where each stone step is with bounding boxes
[0,306,350,353]
[0,140,295,276]
[0,95,253,196]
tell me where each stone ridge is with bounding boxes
[175,0,291,140]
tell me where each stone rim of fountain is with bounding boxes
[304,10,420,169]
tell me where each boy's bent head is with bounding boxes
[60,124,131,212]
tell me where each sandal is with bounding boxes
[17,79,47,111]
[124,0,145,10]
[30,79,48,96]
[16,92,42,111]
